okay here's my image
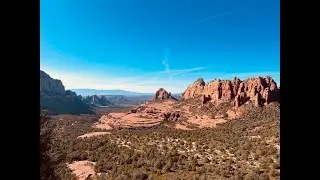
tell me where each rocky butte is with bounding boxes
[181,76,280,107]
[153,88,178,101]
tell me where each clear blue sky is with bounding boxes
[40,0,279,93]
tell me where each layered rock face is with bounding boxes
[40,70,65,95]
[181,78,205,99]
[40,70,94,115]
[154,88,178,101]
[182,76,279,107]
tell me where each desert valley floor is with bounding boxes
[41,101,279,180]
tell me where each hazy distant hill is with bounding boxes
[82,95,114,107]
[103,95,131,105]
[115,95,153,105]
[70,89,154,96]
[104,93,181,106]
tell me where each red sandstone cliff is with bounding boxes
[154,88,178,101]
[181,76,279,107]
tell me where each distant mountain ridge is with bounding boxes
[70,89,154,96]
[82,95,114,107]
[71,88,182,97]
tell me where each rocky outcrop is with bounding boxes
[154,88,178,101]
[201,95,212,105]
[233,92,249,108]
[40,70,65,95]
[181,78,205,100]
[129,88,178,117]
[160,111,182,122]
[130,105,146,113]
[233,76,279,107]
[40,70,94,115]
[182,76,280,107]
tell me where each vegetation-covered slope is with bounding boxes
[43,103,280,180]
[40,93,94,115]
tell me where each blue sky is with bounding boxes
[40,0,280,93]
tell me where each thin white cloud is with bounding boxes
[41,65,279,94]
[171,66,206,76]
[41,53,278,93]
[40,66,189,93]
[162,57,170,73]
[161,48,172,80]
[158,48,207,79]
[197,10,233,23]
[149,66,207,78]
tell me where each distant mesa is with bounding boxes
[154,88,178,101]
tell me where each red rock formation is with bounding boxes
[182,76,280,107]
[129,88,177,114]
[181,78,205,100]
[201,95,211,105]
[233,92,248,108]
[221,80,233,101]
[160,111,181,121]
[154,88,177,101]
[203,79,221,100]
[231,77,241,97]
[253,94,260,107]
[130,105,146,113]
